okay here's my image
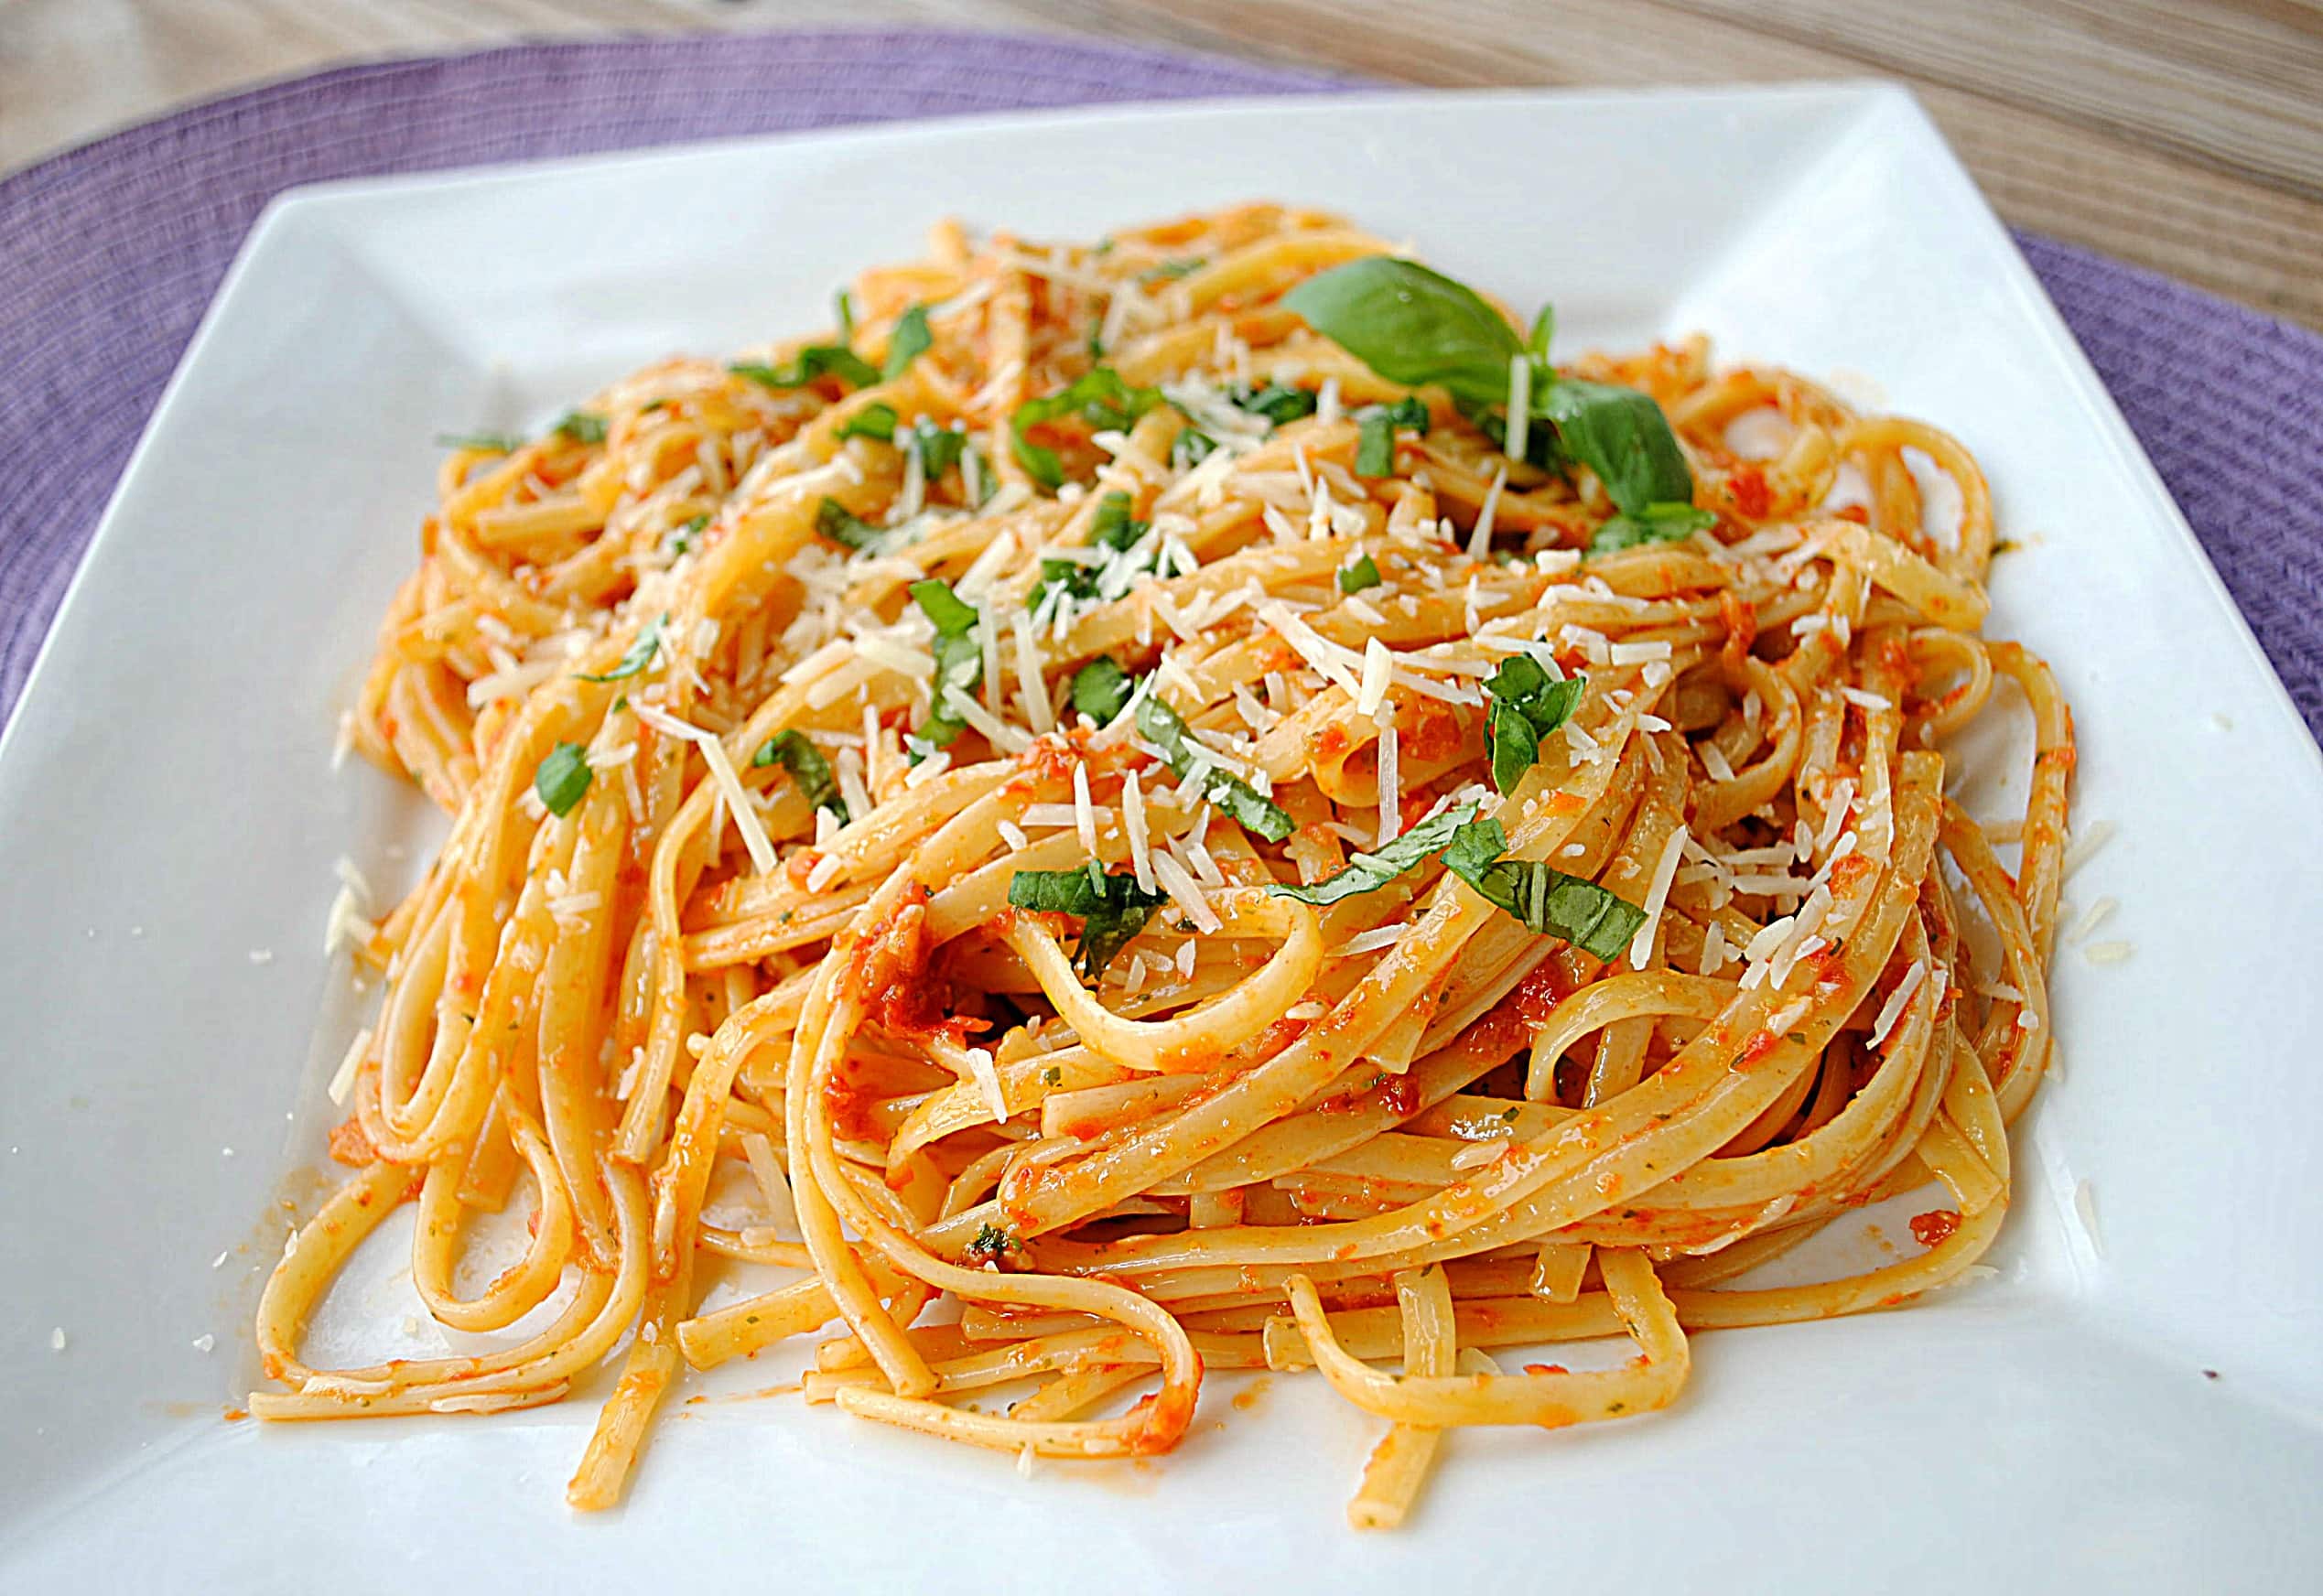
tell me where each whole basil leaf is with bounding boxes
[1283,257,1519,410]
[1532,380,1695,517]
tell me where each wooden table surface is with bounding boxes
[5,0,2318,329]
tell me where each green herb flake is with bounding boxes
[1236,383,1318,425]
[1337,554,1383,595]
[883,304,933,381]
[1137,257,1205,284]
[1440,818,1646,961]
[966,1222,1019,1259]
[435,430,523,454]
[1009,861,1168,982]
[834,288,857,343]
[752,730,848,822]
[665,512,710,558]
[912,578,983,749]
[1354,395,1432,477]
[577,612,667,683]
[1010,367,1167,490]
[910,417,967,480]
[1069,656,1137,725]
[1134,696,1294,842]
[554,411,608,445]
[1482,655,1586,793]
[836,403,898,443]
[534,742,592,818]
[1043,1066,1063,1086]
[1590,501,1718,555]
[1269,802,1477,906]
[730,345,881,392]
[815,497,881,551]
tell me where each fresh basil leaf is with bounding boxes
[1440,819,1644,960]
[730,345,881,391]
[1527,304,1555,361]
[1354,409,1398,478]
[912,578,983,749]
[1010,368,1167,490]
[834,288,856,343]
[1134,696,1293,843]
[1236,383,1318,425]
[837,403,898,443]
[1474,404,1567,474]
[816,497,881,551]
[911,417,967,480]
[555,411,608,445]
[436,431,522,453]
[534,742,592,818]
[1138,257,1205,284]
[1483,656,1585,793]
[883,304,932,381]
[578,612,667,682]
[1337,554,1382,595]
[1270,802,1478,906]
[1070,657,1136,724]
[1008,861,1167,982]
[1589,501,1717,555]
[1283,257,1519,410]
[752,729,847,821]
[1532,380,1694,518]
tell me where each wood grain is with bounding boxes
[3,0,2317,327]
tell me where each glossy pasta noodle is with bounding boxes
[254,204,2071,1527]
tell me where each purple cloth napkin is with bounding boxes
[3,31,2318,739]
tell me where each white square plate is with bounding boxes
[4,84,2320,1593]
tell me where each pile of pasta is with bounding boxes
[255,204,2069,1528]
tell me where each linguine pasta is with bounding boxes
[255,204,2070,1528]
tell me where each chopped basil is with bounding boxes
[1138,257,1205,284]
[815,497,881,551]
[435,431,521,453]
[1009,860,1168,982]
[1269,802,1478,906]
[1069,656,1136,724]
[554,411,608,445]
[730,345,881,391]
[1590,501,1718,555]
[1284,256,1697,523]
[1173,429,1217,470]
[1010,367,1167,490]
[1042,1066,1063,1086]
[1354,395,1432,477]
[912,578,983,749]
[1032,491,1148,612]
[836,403,898,443]
[1134,696,1294,842]
[752,730,847,821]
[534,742,592,818]
[1482,655,1585,794]
[1337,554,1383,595]
[577,612,666,682]
[910,417,967,480]
[834,288,856,343]
[1235,383,1318,425]
[665,512,710,558]
[883,304,932,381]
[1440,818,1645,961]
